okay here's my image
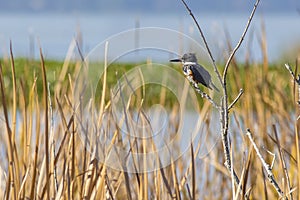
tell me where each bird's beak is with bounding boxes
[169,58,182,63]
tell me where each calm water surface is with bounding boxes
[0,12,299,61]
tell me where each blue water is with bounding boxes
[0,12,299,62]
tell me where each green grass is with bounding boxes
[0,58,294,111]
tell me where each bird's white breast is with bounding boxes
[182,65,190,76]
[183,65,197,86]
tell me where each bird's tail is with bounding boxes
[210,82,220,92]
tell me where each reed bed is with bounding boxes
[0,38,298,199]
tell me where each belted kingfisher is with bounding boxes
[170,53,219,92]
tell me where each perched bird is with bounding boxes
[170,53,219,92]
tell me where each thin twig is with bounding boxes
[228,89,244,111]
[285,64,300,85]
[223,0,261,81]
[246,129,284,197]
[193,87,220,109]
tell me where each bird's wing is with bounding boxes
[189,64,211,88]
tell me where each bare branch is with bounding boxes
[285,64,300,85]
[223,0,261,82]
[184,77,221,109]
[193,87,221,109]
[246,129,285,197]
[220,1,260,194]
[228,89,244,111]
[285,63,300,107]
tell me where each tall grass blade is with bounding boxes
[40,47,50,199]
[0,62,16,199]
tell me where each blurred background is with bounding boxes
[0,0,299,62]
[0,1,299,199]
